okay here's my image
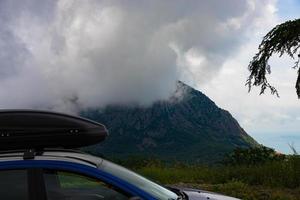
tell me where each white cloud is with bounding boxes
[199,2,300,135]
[0,0,277,113]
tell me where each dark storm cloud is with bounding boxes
[0,0,276,112]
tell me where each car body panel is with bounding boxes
[184,190,240,200]
[0,159,156,200]
[169,186,240,200]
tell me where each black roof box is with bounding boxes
[0,110,108,150]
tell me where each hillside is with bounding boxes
[82,81,257,163]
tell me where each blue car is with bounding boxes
[0,110,239,200]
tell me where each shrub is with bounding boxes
[222,146,286,166]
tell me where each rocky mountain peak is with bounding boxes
[82,81,257,163]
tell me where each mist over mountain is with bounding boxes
[0,0,276,112]
[82,81,257,163]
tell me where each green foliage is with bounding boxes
[247,18,300,97]
[114,156,163,169]
[136,156,300,188]
[118,153,300,199]
[222,146,286,166]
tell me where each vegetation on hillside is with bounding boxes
[222,146,286,166]
[116,147,300,200]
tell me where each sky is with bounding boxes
[199,0,300,153]
[0,0,299,153]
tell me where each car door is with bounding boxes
[41,168,142,200]
[0,160,154,200]
[0,169,30,200]
[0,167,143,200]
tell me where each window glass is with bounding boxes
[100,160,178,200]
[0,170,28,200]
[44,170,130,200]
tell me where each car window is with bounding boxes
[0,169,28,200]
[100,160,178,200]
[43,169,130,200]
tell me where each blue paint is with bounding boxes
[0,160,156,200]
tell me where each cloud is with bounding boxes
[199,9,300,135]
[0,0,276,112]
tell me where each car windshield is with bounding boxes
[99,159,178,200]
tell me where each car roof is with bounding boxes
[0,149,103,168]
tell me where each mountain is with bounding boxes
[82,81,257,163]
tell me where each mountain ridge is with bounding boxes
[82,81,257,163]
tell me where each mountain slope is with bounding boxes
[82,81,257,163]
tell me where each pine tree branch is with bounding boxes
[247,19,300,98]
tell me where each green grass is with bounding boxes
[124,156,300,200]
